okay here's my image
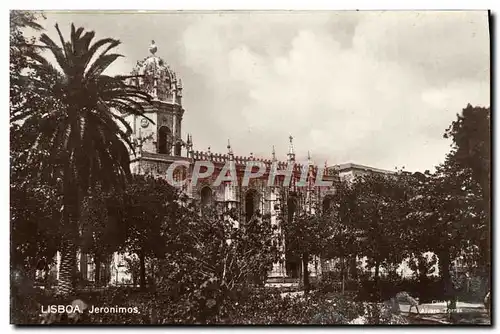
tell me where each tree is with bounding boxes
[444,105,490,201]
[80,188,127,286]
[10,180,61,282]
[444,104,490,270]
[349,173,411,283]
[402,105,490,299]
[14,23,152,295]
[121,175,178,289]
[321,180,360,292]
[282,192,325,293]
[151,200,279,323]
[406,159,483,301]
[10,10,44,117]
[10,11,63,306]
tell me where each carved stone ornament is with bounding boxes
[128,41,181,100]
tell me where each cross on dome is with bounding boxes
[287,134,296,161]
[149,40,157,55]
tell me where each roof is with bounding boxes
[128,41,182,103]
[332,163,396,175]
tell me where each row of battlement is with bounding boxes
[190,150,275,165]
[189,150,337,177]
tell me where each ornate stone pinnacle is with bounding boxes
[227,139,234,156]
[288,134,295,159]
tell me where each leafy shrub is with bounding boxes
[220,289,366,324]
[13,285,413,325]
[314,274,359,294]
[355,277,442,303]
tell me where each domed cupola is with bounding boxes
[125,40,186,158]
[128,40,183,105]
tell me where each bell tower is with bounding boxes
[127,40,184,157]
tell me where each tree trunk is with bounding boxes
[349,256,358,280]
[439,249,453,298]
[340,257,345,294]
[302,253,310,293]
[132,261,138,286]
[44,265,51,290]
[479,177,490,270]
[103,256,112,286]
[139,250,146,290]
[439,251,451,284]
[374,260,380,282]
[80,253,88,282]
[57,238,77,296]
[57,162,80,296]
[95,257,101,286]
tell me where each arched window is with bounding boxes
[200,186,213,206]
[174,141,182,156]
[245,190,259,223]
[287,194,297,225]
[158,126,173,154]
[322,195,333,214]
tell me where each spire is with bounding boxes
[149,40,157,55]
[227,139,234,160]
[307,151,312,165]
[186,133,193,157]
[270,145,279,180]
[224,141,237,205]
[287,135,295,162]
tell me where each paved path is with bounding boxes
[400,301,484,314]
[401,302,490,325]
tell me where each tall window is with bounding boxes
[322,195,333,214]
[200,186,213,206]
[158,126,173,154]
[287,195,297,224]
[245,190,259,223]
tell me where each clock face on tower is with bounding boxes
[140,118,149,128]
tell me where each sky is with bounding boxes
[35,10,490,172]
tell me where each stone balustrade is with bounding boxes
[189,150,335,178]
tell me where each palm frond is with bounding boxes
[39,33,68,74]
[86,53,123,79]
[54,23,70,60]
[83,38,119,75]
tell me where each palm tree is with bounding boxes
[18,23,152,295]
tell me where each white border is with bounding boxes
[4,0,498,10]
[2,1,497,334]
